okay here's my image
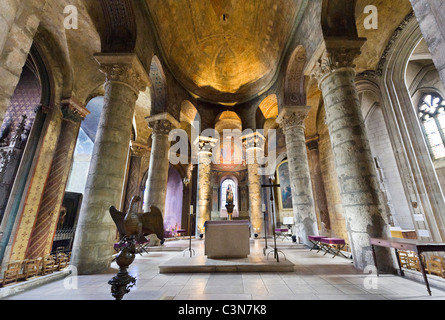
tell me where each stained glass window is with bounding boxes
[418,93,445,159]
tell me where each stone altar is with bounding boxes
[204,220,251,259]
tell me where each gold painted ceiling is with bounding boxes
[145,0,305,105]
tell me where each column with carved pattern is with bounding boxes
[25,99,90,259]
[311,41,393,271]
[277,106,318,246]
[71,54,150,275]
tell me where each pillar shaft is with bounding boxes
[71,54,149,275]
[143,114,179,214]
[313,45,393,271]
[245,133,264,237]
[277,106,318,246]
[195,137,217,237]
[306,136,331,236]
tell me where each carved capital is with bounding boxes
[195,136,218,154]
[276,105,311,131]
[242,132,265,151]
[94,53,151,94]
[130,141,149,157]
[146,112,180,135]
[311,38,365,84]
[306,135,320,151]
[61,98,90,123]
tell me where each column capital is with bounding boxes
[146,112,180,135]
[130,141,149,157]
[194,136,218,154]
[310,38,366,84]
[277,105,311,130]
[94,53,151,94]
[61,98,90,123]
[242,131,265,151]
[306,134,320,151]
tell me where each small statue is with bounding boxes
[226,185,234,205]
[225,185,234,221]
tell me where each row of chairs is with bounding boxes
[0,252,71,287]
[398,251,445,278]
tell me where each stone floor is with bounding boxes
[3,239,445,300]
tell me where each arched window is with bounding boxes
[221,178,237,212]
[418,93,445,160]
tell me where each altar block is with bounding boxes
[204,220,251,259]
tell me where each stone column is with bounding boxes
[312,41,393,271]
[143,113,179,215]
[25,99,90,259]
[277,106,318,246]
[195,136,217,237]
[244,132,264,237]
[71,53,150,275]
[306,135,331,237]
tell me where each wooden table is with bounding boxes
[370,237,445,296]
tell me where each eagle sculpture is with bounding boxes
[109,195,165,243]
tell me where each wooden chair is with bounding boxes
[21,259,39,280]
[56,253,69,271]
[398,251,409,268]
[426,256,445,278]
[2,261,22,286]
[407,256,421,272]
[42,255,56,275]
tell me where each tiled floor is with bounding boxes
[3,239,445,300]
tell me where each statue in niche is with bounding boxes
[225,185,234,221]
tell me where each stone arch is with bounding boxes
[149,56,168,115]
[215,111,242,133]
[283,45,307,108]
[99,0,137,53]
[380,12,445,242]
[0,43,54,265]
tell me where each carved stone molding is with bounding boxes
[94,53,151,94]
[306,134,319,151]
[130,140,149,158]
[61,98,90,123]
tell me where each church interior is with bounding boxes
[1,0,445,302]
